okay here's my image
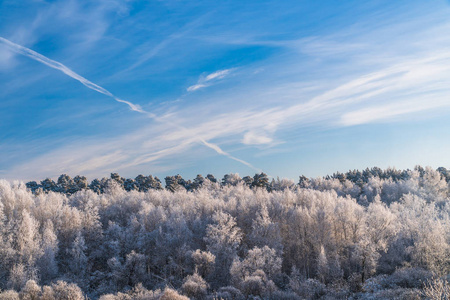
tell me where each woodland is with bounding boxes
[0,166,448,299]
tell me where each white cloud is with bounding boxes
[187,68,233,92]
[205,69,231,81]
[340,95,450,126]
[242,131,273,145]
[187,84,207,92]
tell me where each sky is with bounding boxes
[1,0,450,182]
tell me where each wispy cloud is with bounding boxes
[242,131,273,145]
[340,94,450,126]
[4,122,256,180]
[187,69,234,92]
[0,37,259,172]
[122,15,211,75]
[187,84,207,92]
[269,51,450,128]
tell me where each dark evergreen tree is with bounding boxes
[190,175,205,190]
[242,176,253,187]
[73,175,88,193]
[40,178,57,192]
[206,174,217,183]
[123,178,137,192]
[252,172,269,189]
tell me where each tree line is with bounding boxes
[25,172,275,195]
[25,166,450,195]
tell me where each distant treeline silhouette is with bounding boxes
[25,166,450,195]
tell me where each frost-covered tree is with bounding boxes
[7,264,37,291]
[46,280,85,300]
[69,232,88,285]
[37,220,58,283]
[316,245,328,283]
[19,279,41,300]
[16,210,42,266]
[422,277,450,300]
[222,173,242,186]
[230,246,282,285]
[182,272,208,299]
[191,250,215,279]
[205,211,242,286]
[269,177,295,191]
[248,205,283,254]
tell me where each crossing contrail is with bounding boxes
[0,36,260,172]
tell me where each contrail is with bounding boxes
[0,37,149,115]
[0,36,260,172]
[201,139,257,170]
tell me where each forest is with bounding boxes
[0,166,449,299]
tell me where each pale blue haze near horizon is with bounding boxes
[1,0,450,181]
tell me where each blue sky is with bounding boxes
[1,0,450,181]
